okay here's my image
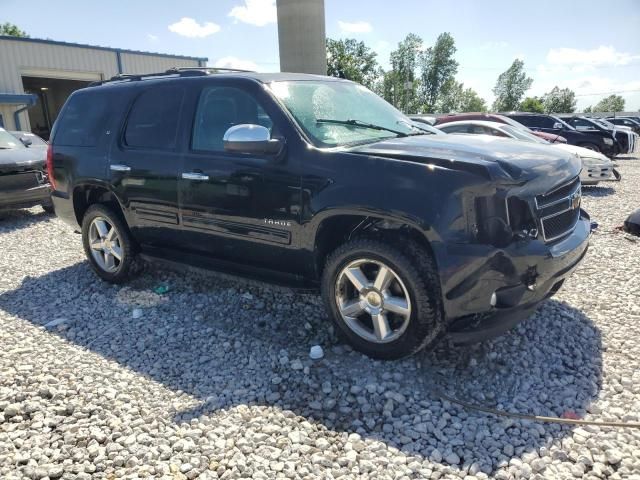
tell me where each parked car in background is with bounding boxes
[606,117,640,136]
[48,70,591,359]
[591,118,637,154]
[436,120,616,185]
[0,127,52,214]
[505,113,618,158]
[433,113,567,144]
[559,115,635,155]
[10,131,49,153]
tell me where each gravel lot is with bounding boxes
[1,158,639,480]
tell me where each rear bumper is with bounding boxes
[441,211,591,343]
[51,191,79,228]
[0,183,51,209]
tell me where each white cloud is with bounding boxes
[168,17,220,38]
[214,56,259,71]
[229,0,276,27]
[547,46,640,67]
[338,20,372,34]
[147,34,159,42]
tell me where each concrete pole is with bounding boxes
[276,0,327,75]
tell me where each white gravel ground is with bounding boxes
[1,158,639,480]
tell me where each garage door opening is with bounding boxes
[21,76,91,139]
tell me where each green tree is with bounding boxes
[543,86,577,113]
[326,38,381,89]
[583,105,593,113]
[593,94,625,113]
[459,88,487,112]
[384,33,423,113]
[437,79,463,113]
[520,96,545,113]
[0,23,28,37]
[492,59,533,111]
[419,32,459,113]
[436,80,486,113]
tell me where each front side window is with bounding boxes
[269,80,415,148]
[440,124,469,134]
[570,118,598,131]
[124,85,185,150]
[0,128,23,149]
[192,86,273,152]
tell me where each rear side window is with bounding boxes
[124,85,185,150]
[54,91,113,147]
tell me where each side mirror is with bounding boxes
[552,122,563,130]
[20,137,33,147]
[223,124,282,155]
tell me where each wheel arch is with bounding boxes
[72,181,126,225]
[310,208,441,281]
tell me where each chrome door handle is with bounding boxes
[110,164,131,172]
[182,172,210,181]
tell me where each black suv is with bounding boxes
[558,115,630,155]
[504,112,618,158]
[49,69,591,359]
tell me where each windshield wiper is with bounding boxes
[316,118,408,137]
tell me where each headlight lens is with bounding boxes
[604,138,614,145]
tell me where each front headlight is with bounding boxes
[604,138,614,145]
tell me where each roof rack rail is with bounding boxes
[88,66,255,87]
[165,67,256,73]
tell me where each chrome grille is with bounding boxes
[535,177,581,242]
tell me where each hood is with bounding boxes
[349,134,581,184]
[552,143,611,163]
[0,146,45,173]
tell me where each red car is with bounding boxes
[435,113,567,144]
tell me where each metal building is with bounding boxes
[0,36,207,138]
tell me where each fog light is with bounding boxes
[490,292,497,307]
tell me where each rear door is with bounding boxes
[109,83,186,247]
[177,82,302,273]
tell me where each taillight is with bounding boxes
[46,144,56,189]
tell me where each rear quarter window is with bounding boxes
[53,90,114,147]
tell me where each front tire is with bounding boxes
[81,204,136,283]
[322,238,444,360]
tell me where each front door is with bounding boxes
[177,84,302,274]
[109,83,186,247]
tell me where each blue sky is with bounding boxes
[2,0,640,110]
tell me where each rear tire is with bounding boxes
[321,237,444,360]
[81,204,137,284]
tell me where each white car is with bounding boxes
[437,120,616,185]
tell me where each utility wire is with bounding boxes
[416,362,640,430]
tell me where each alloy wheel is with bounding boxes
[335,258,412,343]
[88,216,123,273]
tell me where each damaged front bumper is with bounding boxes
[0,170,51,210]
[440,210,592,344]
